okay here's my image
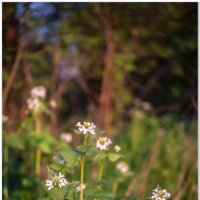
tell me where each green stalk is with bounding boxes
[35,148,41,176]
[97,160,104,193]
[98,161,104,181]
[3,143,9,199]
[80,134,88,200]
[112,180,119,194]
[35,112,42,176]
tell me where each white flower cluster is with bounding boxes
[60,132,73,143]
[46,172,68,190]
[49,99,57,109]
[114,145,121,152]
[76,122,96,135]
[27,86,46,112]
[116,161,129,173]
[30,86,46,99]
[27,97,41,111]
[96,137,112,150]
[76,183,86,192]
[151,187,171,200]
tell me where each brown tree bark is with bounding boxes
[49,44,61,136]
[3,3,19,113]
[98,5,115,133]
[3,47,23,112]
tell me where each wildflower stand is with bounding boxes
[42,120,171,200]
[26,86,47,177]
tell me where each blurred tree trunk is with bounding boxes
[3,3,18,52]
[98,5,115,133]
[20,62,33,121]
[49,44,61,136]
[3,3,19,113]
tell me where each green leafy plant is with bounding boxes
[44,121,127,200]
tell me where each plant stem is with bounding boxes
[35,148,41,176]
[3,143,9,199]
[80,134,88,200]
[112,180,119,194]
[35,112,42,176]
[97,160,104,193]
[98,161,104,181]
[80,156,85,200]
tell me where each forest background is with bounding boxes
[2,2,197,200]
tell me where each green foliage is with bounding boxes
[57,146,81,167]
[107,153,123,162]
[26,131,56,154]
[4,134,25,150]
[94,151,107,162]
[3,109,197,199]
[85,189,115,199]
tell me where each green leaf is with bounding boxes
[77,144,96,156]
[47,167,57,178]
[93,151,107,162]
[63,182,80,200]
[42,104,52,116]
[20,116,33,129]
[107,153,123,162]
[49,162,64,172]
[91,179,112,187]
[85,189,115,199]
[5,134,25,150]
[58,147,81,167]
[47,182,75,199]
[49,188,67,200]
[26,131,55,153]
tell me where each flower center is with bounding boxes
[83,122,91,128]
[98,137,107,144]
[52,176,60,186]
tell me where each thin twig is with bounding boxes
[3,46,23,111]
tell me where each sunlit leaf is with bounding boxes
[107,153,123,162]
[93,151,107,162]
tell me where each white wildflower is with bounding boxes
[2,115,9,123]
[116,161,129,173]
[30,86,46,99]
[151,187,171,200]
[114,145,121,152]
[46,179,54,190]
[27,97,41,111]
[27,86,46,112]
[96,137,112,150]
[76,183,86,192]
[60,133,73,143]
[46,172,68,190]
[49,99,57,109]
[76,121,96,135]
